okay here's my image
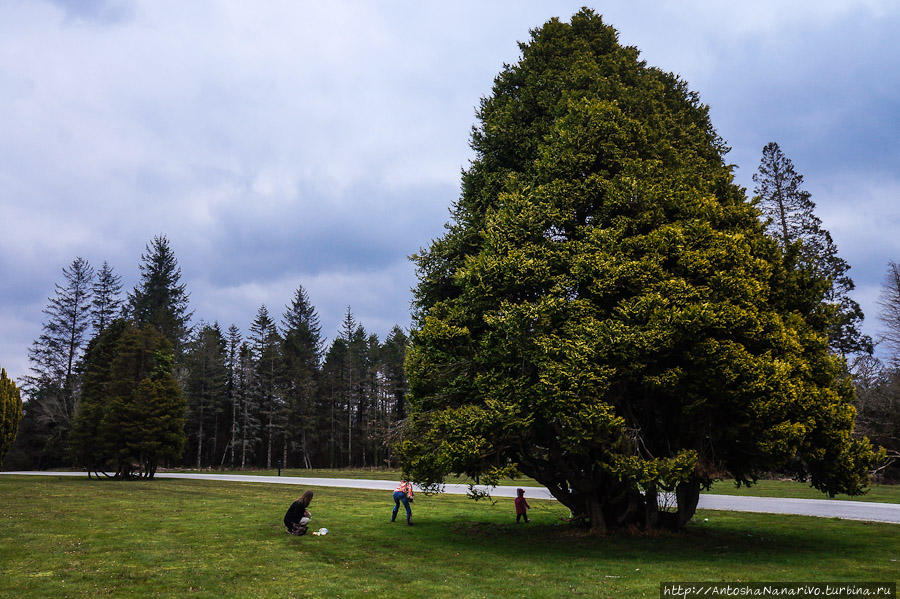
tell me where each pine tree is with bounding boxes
[341,308,356,464]
[225,324,242,468]
[249,306,283,469]
[128,235,192,358]
[70,319,127,476]
[91,261,124,334]
[381,326,408,420]
[321,337,348,467]
[24,256,94,462]
[184,323,228,468]
[237,342,257,469]
[280,285,322,469]
[753,143,813,248]
[1,368,24,467]
[753,142,871,356]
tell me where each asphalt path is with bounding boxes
[3,471,899,524]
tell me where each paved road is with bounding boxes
[3,471,899,524]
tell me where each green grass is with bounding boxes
[704,479,900,504]
[169,467,900,504]
[1,476,897,598]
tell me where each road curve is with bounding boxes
[3,471,898,524]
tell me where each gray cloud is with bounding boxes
[2,1,899,381]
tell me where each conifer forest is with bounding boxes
[6,235,409,473]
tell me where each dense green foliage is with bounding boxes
[2,476,898,599]
[127,235,192,358]
[70,321,185,478]
[91,260,124,334]
[0,368,23,467]
[280,286,323,469]
[400,9,880,531]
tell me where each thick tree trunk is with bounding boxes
[230,395,237,467]
[675,478,701,529]
[587,495,607,534]
[301,429,310,469]
[266,410,273,469]
[645,484,659,530]
[196,406,204,469]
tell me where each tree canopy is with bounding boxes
[399,9,880,532]
[128,235,192,357]
[70,321,186,478]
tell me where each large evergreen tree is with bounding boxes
[753,142,871,357]
[236,342,257,469]
[69,319,128,476]
[321,337,349,467]
[381,326,409,421]
[400,9,880,532]
[184,323,228,468]
[91,260,124,334]
[24,256,94,463]
[128,235,192,358]
[225,324,242,468]
[71,321,185,478]
[280,285,322,468]
[249,305,283,469]
[0,368,23,467]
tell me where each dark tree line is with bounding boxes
[850,262,900,480]
[181,302,408,470]
[7,234,409,472]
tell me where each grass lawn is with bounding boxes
[169,467,900,504]
[704,479,900,504]
[1,475,897,598]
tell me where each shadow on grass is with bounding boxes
[353,510,886,568]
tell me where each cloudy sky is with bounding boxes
[1,0,898,382]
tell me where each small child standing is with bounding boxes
[514,488,530,523]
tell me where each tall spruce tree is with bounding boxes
[321,337,348,467]
[753,142,871,357]
[128,235,192,358]
[381,326,409,420]
[91,261,124,334]
[225,324,242,467]
[249,305,283,469]
[184,323,228,468]
[280,285,322,468]
[236,342,257,469]
[338,307,371,465]
[400,9,880,532]
[24,256,94,462]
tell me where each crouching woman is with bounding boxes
[284,490,314,535]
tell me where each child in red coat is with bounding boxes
[514,488,530,523]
